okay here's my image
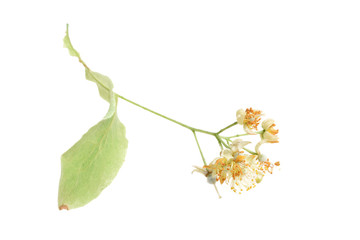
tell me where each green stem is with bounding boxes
[116,93,216,136]
[243,147,257,155]
[225,130,264,139]
[115,93,241,153]
[217,122,238,134]
[215,136,224,150]
[192,131,207,165]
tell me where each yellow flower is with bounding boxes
[236,108,263,134]
[194,149,275,194]
[255,118,279,155]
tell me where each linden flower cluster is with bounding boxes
[193,108,279,197]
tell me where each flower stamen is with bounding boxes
[244,108,262,131]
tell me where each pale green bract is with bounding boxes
[86,69,114,103]
[58,25,128,210]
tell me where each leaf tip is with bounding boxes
[59,204,69,211]
[63,23,80,58]
[64,23,69,39]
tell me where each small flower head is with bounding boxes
[261,119,279,143]
[236,108,263,134]
[196,149,276,194]
[255,118,279,155]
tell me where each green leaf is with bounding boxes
[59,25,128,210]
[63,24,113,103]
[63,24,80,58]
[58,93,128,210]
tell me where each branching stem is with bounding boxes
[115,94,260,157]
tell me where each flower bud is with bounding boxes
[207,173,217,184]
[230,138,251,153]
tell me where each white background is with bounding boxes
[0,0,359,239]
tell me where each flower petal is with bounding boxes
[236,109,246,125]
[263,131,279,143]
[255,140,266,155]
[221,149,234,160]
[192,166,207,176]
[262,118,275,130]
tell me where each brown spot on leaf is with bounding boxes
[59,204,69,211]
